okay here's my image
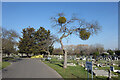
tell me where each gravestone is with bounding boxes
[47,57,51,61]
[76,57,80,60]
[83,57,86,60]
[67,63,76,66]
[81,62,84,67]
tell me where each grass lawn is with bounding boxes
[0,62,11,69]
[1,57,22,69]
[2,57,15,61]
[43,58,119,80]
[44,61,91,80]
[44,58,90,79]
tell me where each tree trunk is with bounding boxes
[7,53,10,57]
[60,39,67,68]
[48,51,50,56]
[63,50,67,68]
[21,53,23,57]
[26,53,29,58]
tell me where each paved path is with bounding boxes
[2,58,62,78]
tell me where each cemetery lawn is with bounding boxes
[43,60,91,79]
[3,57,16,61]
[0,62,11,69]
[43,58,109,80]
[93,66,120,70]
[43,58,120,80]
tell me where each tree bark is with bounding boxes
[26,53,29,58]
[64,50,67,68]
[59,27,76,69]
[7,53,10,57]
[60,39,67,68]
[21,53,23,57]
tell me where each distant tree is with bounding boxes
[53,48,63,55]
[80,51,84,56]
[64,45,75,55]
[101,53,108,57]
[115,50,120,56]
[89,44,104,54]
[116,50,120,66]
[93,51,99,59]
[18,26,54,57]
[107,49,114,55]
[51,13,101,68]
[44,35,59,55]
[74,44,89,55]
[33,27,52,55]
[64,44,104,56]
[94,44,104,54]
[49,46,54,55]
[2,28,19,57]
[47,35,59,55]
[18,27,35,57]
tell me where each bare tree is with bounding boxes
[88,44,104,55]
[2,28,19,57]
[51,13,101,68]
[64,45,75,55]
[53,48,63,55]
[42,35,59,55]
[65,44,89,55]
[94,44,104,54]
[74,44,89,55]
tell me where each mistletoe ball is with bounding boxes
[79,29,91,40]
[58,17,66,24]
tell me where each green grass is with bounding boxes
[114,66,120,70]
[2,57,22,62]
[44,61,90,80]
[1,57,21,69]
[2,57,15,61]
[93,65,120,71]
[93,67,110,70]
[43,59,108,80]
[43,58,120,80]
[44,58,91,79]
[0,62,11,69]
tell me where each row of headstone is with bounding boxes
[101,56,119,61]
[68,56,87,61]
[53,55,119,62]
[67,55,77,60]
[112,56,119,60]
[67,63,76,66]
[52,55,62,58]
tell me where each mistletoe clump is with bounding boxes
[79,29,91,40]
[58,17,66,24]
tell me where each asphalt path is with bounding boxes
[2,58,62,78]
